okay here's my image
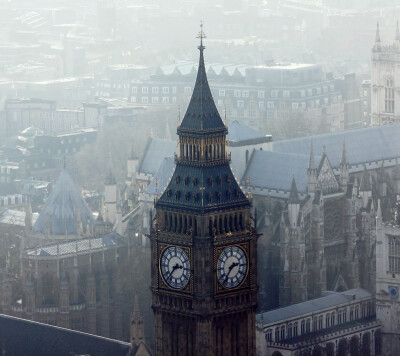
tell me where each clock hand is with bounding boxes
[223,261,239,282]
[166,263,183,281]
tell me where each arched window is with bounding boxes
[362,303,366,317]
[326,314,330,328]
[266,329,272,342]
[287,323,292,338]
[350,307,354,321]
[306,319,311,333]
[331,312,335,326]
[338,309,342,324]
[355,305,359,319]
[389,238,400,273]
[275,327,280,342]
[385,77,395,114]
[301,320,305,335]
[280,325,285,340]
[293,322,298,337]
[313,316,318,331]
[318,315,323,329]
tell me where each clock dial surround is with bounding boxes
[160,246,190,290]
[217,246,248,289]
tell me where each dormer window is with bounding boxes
[193,178,198,187]
[184,177,189,186]
[217,176,222,186]
[175,176,180,185]
[208,177,213,187]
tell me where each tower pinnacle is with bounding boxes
[197,21,206,51]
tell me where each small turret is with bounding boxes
[339,139,349,190]
[130,292,145,346]
[373,22,381,51]
[307,143,317,196]
[359,166,372,208]
[288,177,300,228]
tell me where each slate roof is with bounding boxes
[242,150,319,193]
[228,120,270,146]
[32,170,94,235]
[272,123,400,168]
[25,232,125,258]
[178,46,227,135]
[156,163,249,213]
[146,157,175,196]
[138,138,176,175]
[0,313,131,356]
[0,209,38,227]
[256,288,371,325]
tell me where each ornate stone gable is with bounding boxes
[317,155,339,194]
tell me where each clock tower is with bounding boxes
[150,26,258,356]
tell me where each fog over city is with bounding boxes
[0,1,399,355]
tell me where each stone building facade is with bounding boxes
[371,23,400,126]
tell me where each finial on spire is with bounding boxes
[197,21,206,51]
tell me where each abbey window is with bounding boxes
[385,78,395,113]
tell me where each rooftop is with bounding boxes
[257,288,371,326]
[0,209,38,227]
[32,170,94,236]
[25,232,125,259]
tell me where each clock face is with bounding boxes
[160,246,190,290]
[217,246,248,289]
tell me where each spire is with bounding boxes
[178,22,226,134]
[288,177,300,204]
[376,22,381,43]
[340,139,347,168]
[130,291,145,346]
[308,142,316,171]
[374,22,381,50]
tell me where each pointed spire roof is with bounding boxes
[288,177,300,204]
[33,170,94,235]
[178,24,226,135]
[308,142,316,171]
[340,139,348,168]
[359,166,372,192]
[375,22,381,44]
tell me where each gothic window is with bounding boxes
[275,327,280,341]
[226,175,231,184]
[306,319,311,333]
[185,193,190,202]
[193,193,199,202]
[318,315,323,329]
[355,305,359,319]
[184,177,189,186]
[362,303,366,318]
[343,310,347,323]
[280,326,285,340]
[313,317,318,331]
[217,192,222,202]
[266,329,272,341]
[217,176,222,186]
[175,191,180,200]
[293,322,298,336]
[350,307,354,321]
[208,194,213,203]
[331,312,335,326]
[208,177,213,187]
[227,190,232,200]
[193,177,198,187]
[301,320,305,334]
[389,237,400,273]
[338,310,342,324]
[326,314,330,328]
[385,78,395,113]
[287,323,292,338]
[175,176,180,184]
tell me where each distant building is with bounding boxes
[256,289,380,356]
[371,23,400,126]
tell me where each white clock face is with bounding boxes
[160,246,190,289]
[217,246,248,289]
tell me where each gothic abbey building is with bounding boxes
[150,34,258,356]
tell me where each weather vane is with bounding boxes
[197,21,206,50]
